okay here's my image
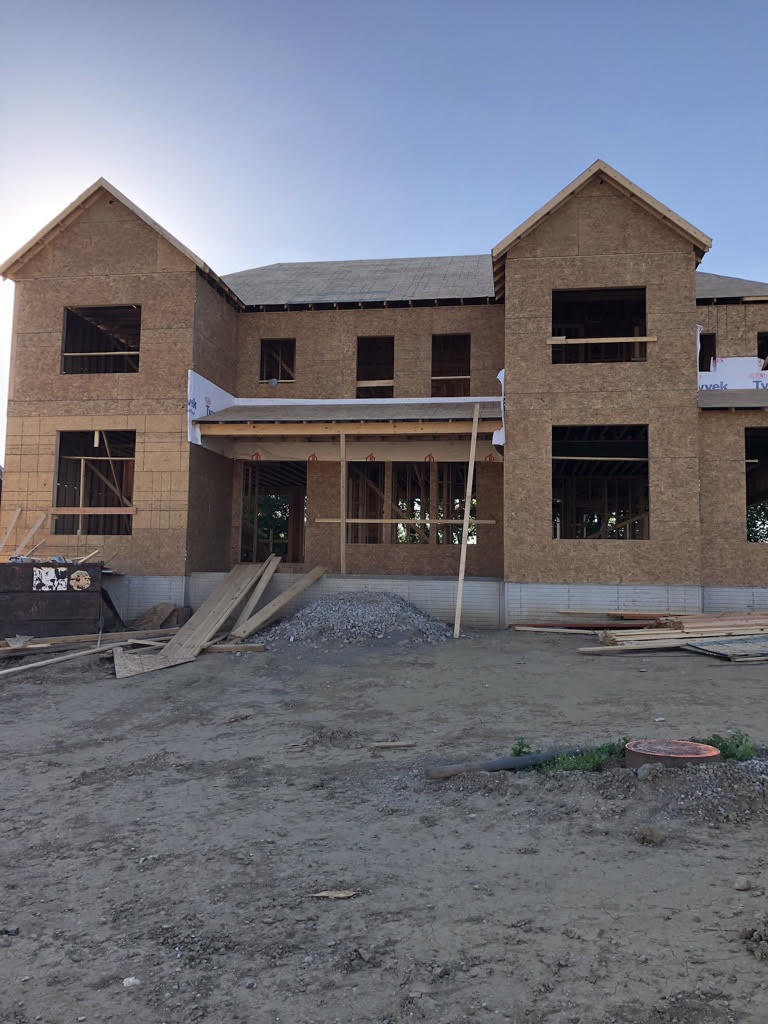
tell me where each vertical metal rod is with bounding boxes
[453,404,479,638]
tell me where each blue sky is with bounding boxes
[1,0,767,453]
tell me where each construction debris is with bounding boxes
[258,591,450,647]
[576,610,768,659]
[229,564,326,640]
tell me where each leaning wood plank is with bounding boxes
[230,556,279,633]
[0,626,179,650]
[114,564,265,677]
[230,565,327,640]
[0,508,21,556]
[12,512,46,557]
[453,403,479,639]
[163,563,265,659]
[0,641,127,679]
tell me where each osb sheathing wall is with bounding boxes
[502,176,704,586]
[236,305,504,399]
[186,444,235,572]
[698,410,768,587]
[1,192,196,574]
[303,460,504,576]
[696,302,768,358]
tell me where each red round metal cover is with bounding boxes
[625,739,721,769]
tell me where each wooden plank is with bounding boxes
[0,640,128,679]
[49,506,137,515]
[547,336,657,345]
[0,508,21,556]
[513,626,598,634]
[315,518,496,525]
[230,556,280,633]
[114,563,265,677]
[12,513,46,556]
[340,433,347,575]
[202,642,266,654]
[579,640,690,654]
[200,420,501,437]
[0,626,178,649]
[229,565,326,640]
[453,403,479,639]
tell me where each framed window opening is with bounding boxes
[52,430,136,535]
[551,288,649,364]
[699,333,717,372]
[746,428,768,542]
[356,336,394,398]
[260,338,295,382]
[61,305,141,374]
[552,425,649,540]
[432,334,470,396]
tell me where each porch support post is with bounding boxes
[453,404,479,639]
[339,433,347,574]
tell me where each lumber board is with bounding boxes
[579,640,690,654]
[453,404,479,639]
[0,626,178,650]
[12,512,46,557]
[229,565,327,640]
[200,420,501,437]
[513,626,598,635]
[202,642,266,653]
[0,640,128,678]
[114,563,265,677]
[230,557,278,632]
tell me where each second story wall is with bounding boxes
[235,305,504,399]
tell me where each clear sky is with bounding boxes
[1,0,767,456]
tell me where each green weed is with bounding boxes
[693,730,755,761]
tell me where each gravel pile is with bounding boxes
[260,591,451,646]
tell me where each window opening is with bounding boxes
[758,333,768,366]
[62,306,140,374]
[53,430,135,535]
[745,429,768,542]
[392,462,431,542]
[552,425,649,540]
[699,333,717,372]
[356,337,394,398]
[551,288,647,364]
[432,334,470,396]
[260,339,295,382]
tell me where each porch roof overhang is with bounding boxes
[195,397,502,437]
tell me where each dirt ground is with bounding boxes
[3,628,768,1023]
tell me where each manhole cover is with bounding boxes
[625,739,720,769]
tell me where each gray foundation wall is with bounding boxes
[104,574,768,631]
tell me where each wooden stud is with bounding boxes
[453,404,479,639]
[230,556,280,633]
[340,433,347,575]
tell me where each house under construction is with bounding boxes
[2,160,768,626]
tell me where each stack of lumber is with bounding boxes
[577,611,768,655]
[0,561,326,681]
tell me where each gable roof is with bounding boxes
[0,178,240,304]
[491,161,713,300]
[223,255,494,307]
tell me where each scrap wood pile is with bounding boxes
[527,610,768,662]
[0,558,326,681]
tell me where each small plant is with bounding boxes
[510,738,533,757]
[541,738,629,773]
[694,730,755,761]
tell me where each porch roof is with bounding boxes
[195,397,502,425]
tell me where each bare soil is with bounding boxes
[3,629,768,1023]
